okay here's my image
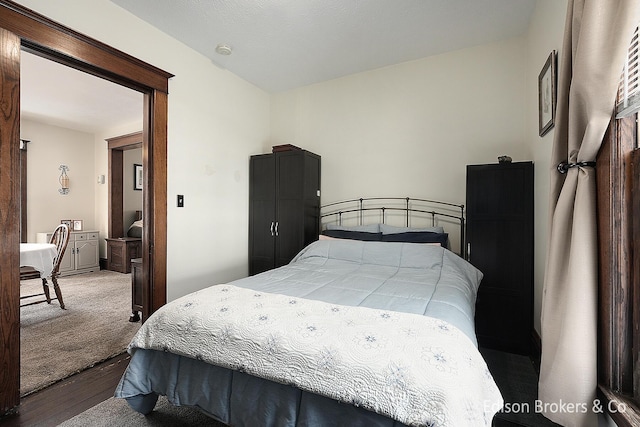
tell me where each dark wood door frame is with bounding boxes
[19,140,28,242]
[0,0,172,415]
[107,132,143,238]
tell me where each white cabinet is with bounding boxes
[36,230,100,276]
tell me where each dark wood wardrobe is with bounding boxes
[249,149,321,276]
[466,161,534,355]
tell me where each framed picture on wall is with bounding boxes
[60,220,72,229]
[72,220,83,231]
[538,50,557,137]
[134,164,143,191]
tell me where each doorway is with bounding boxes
[107,132,143,239]
[0,1,171,415]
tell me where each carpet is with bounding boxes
[20,270,140,396]
[58,396,223,427]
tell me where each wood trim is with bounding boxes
[631,147,640,401]
[0,1,172,92]
[145,91,168,319]
[19,142,27,243]
[597,114,636,392]
[108,149,124,238]
[107,132,142,239]
[106,131,142,150]
[0,0,170,413]
[0,27,22,416]
[599,385,640,427]
[597,114,639,424]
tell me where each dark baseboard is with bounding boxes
[532,328,542,373]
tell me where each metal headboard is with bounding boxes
[320,197,465,257]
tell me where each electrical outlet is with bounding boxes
[177,195,184,207]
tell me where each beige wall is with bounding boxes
[272,37,529,203]
[271,37,528,254]
[20,119,97,242]
[21,119,144,258]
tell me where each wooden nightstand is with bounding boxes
[106,237,142,274]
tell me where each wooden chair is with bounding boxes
[20,224,70,309]
[42,224,71,309]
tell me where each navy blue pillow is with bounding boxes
[380,231,448,246]
[322,230,382,241]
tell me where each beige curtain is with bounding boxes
[539,1,640,426]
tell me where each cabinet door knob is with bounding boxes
[275,222,279,236]
[270,222,275,236]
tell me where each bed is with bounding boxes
[126,210,143,238]
[115,198,503,426]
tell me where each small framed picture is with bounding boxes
[134,164,143,191]
[538,50,557,137]
[72,220,83,231]
[60,220,72,229]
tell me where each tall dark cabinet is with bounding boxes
[466,161,534,355]
[249,149,321,276]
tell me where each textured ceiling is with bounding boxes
[110,0,537,93]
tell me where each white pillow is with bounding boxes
[319,234,341,241]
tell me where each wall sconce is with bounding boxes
[59,165,70,195]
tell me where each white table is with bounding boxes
[20,243,57,278]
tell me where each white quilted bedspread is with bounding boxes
[129,284,503,426]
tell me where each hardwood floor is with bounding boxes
[0,353,130,427]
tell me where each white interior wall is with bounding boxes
[271,37,528,255]
[16,0,271,301]
[20,119,96,242]
[272,37,528,205]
